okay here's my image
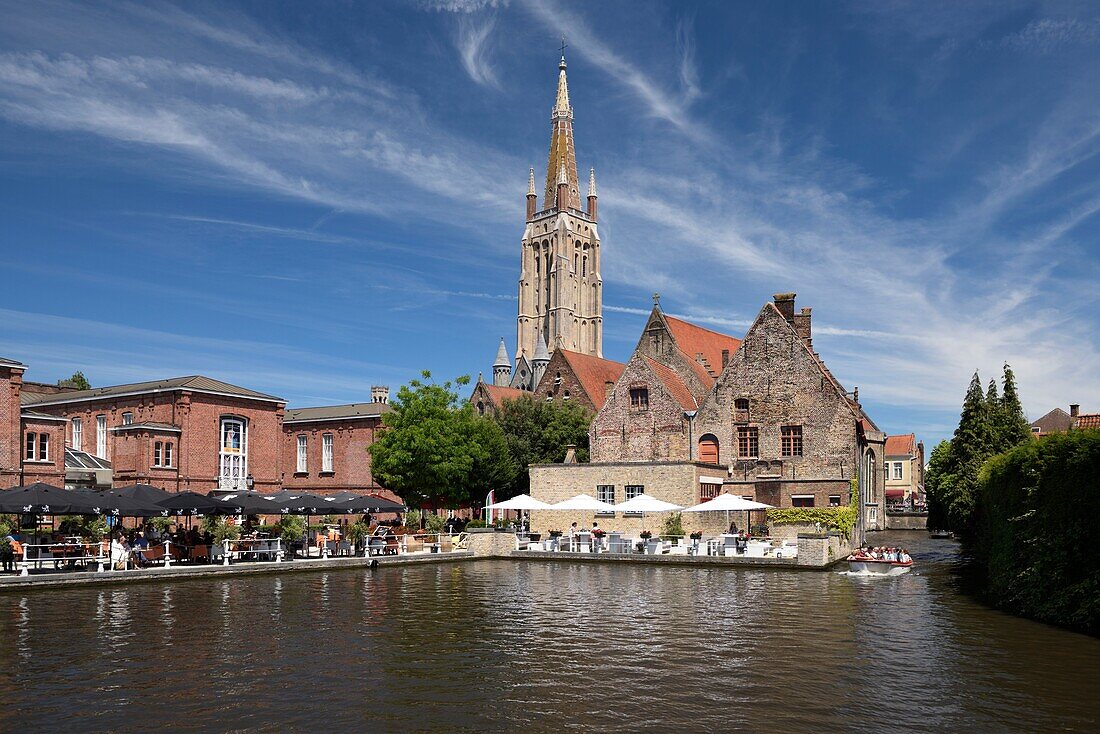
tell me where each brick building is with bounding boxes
[2,356,66,488]
[1029,404,1100,434]
[470,380,528,417]
[281,389,400,504]
[534,348,624,412]
[884,433,925,507]
[530,293,888,536]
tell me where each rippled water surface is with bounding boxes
[0,532,1097,732]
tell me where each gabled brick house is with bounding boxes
[1,357,66,489]
[534,348,624,412]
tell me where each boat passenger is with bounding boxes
[899,549,912,563]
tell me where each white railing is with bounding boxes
[518,534,799,559]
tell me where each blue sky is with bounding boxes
[1,0,1098,447]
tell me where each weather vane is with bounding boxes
[560,34,567,57]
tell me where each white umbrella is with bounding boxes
[682,492,774,536]
[549,494,617,513]
[484,494,553,510]
[614,493,682,513]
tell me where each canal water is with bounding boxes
[0,532,1096,732]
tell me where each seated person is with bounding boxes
[899,549,912,563]
[110,534,132,570]
[132,531,151,566]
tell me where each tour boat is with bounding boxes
[846,556,913,576]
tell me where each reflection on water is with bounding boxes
[0,533,1097,732]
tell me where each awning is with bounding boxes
[885,488,907,498]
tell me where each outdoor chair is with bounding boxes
[190,544,210,563]
[143,546,165,565]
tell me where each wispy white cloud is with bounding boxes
[998,18,1100,53]
[455,15,500,88]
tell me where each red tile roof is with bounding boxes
[1075,413,1100,429]
[558,350,625,410]
[644,357,698,411]
[885,434,916,456]
[482,384,527,405]
[663,315,742,385]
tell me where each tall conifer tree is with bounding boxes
[944,371,994,534]
[997,363,1032,451]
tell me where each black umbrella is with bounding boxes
[76,489,168,518]
[330,494,407,513]
[115,484,173,504]
[217,491,285,515]
[0,483,101,514]
[157,491,237,515]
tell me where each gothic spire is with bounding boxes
[527,167,536,196]
[493,337,511,368]
[544,54,581,211]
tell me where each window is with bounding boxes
[37,433,49,461]
[296,434,308,473]
[737,427,759,458]
[218,417,247,490]
[25,432,36,461]
[892,462,903,480]
[625,485,644,500]
[596,485,615,515]
[71,418,82,451]
[781,425,803,457]
[164,442,173,467]
[828,495,841,507]
[96,415,107,458]
[791,495,815,508]
[122,411,134,426]
[629,387,649,410]
[154,442,162,466]
[700,483,721,501]
[322,433,334,473]
[1031,426,1041,433]
[734,398,750,422]
[563,391,570,401]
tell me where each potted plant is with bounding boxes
[689,530,703,540]
[548,529,563,538]
[639,530,652,540]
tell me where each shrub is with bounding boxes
[424,513,446,533]
[404,509,422,529]
[466,519,487,529]
[273,516,307,543]
[203,516,240,546]
[765,506,857,538]
[661,512,684,538]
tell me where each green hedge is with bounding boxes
[974,429,1100,634]
[766,506,857,539]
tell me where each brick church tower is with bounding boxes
[516,53,603,367]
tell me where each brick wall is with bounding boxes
[590,352,691,462]
[19,415,66,485]
[529,461,748,536]
[694,302,861,492]
[0,365,22,486]
[535,349,599,412]
[281,417,391,497]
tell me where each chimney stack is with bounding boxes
[563,445,577,464]
[773,292,796,322]
[371,385,390,404]
[793,307,813,346]
[1070,404,1080,417]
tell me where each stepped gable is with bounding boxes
[663,315,742,386]
[558,350,625,410]
[644,357,697,411]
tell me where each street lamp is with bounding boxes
[246,474,254,491]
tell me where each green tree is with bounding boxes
[943,372,995,535]
[493,394,593,498]
[985,378,999,406]
[369,372,475,517]
[463,410,519,507]
[63,371,90,390]
[924,439,954,531]
[994,363,1032,453]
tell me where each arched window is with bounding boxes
[582,255,587,277]
[699,434,720,464]
[219,416,248,491]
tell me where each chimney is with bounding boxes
[563,445,577,464]
[721,349,730,368]
[371,385,389,405]
[773,292,796,322]
[792,307,813,346]
[1070,404,1080,417]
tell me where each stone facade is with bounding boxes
[528,461,739,537]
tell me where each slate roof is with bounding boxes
[557,350,625,410]
[283,402,391,423]
[20,375,284,406]
[885,434,916,457]
[645,356,697,411]
[20,409,68,423]
[1031,408,1073,434]
[0,356,26,368]
[663,315,742,385]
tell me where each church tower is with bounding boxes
[516,53,603,364]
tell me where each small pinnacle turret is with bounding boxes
[492,337,512,386]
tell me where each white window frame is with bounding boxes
[623,484,645,516]
[25,432,36,461]
[218,417,248,490]
[122,411,134,426]
[96,415,107,458]
[163,441,173,468]
[154,441,162,467]
[892,461,904,480]
[596,484,615,504]
[297,434,308,473]
[322,433,334,473]
[71,417,82,451]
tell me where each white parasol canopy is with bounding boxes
[682,493,773,512]
[613,493,683,513]
[549,494,618,513]
[485,493,554,511]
